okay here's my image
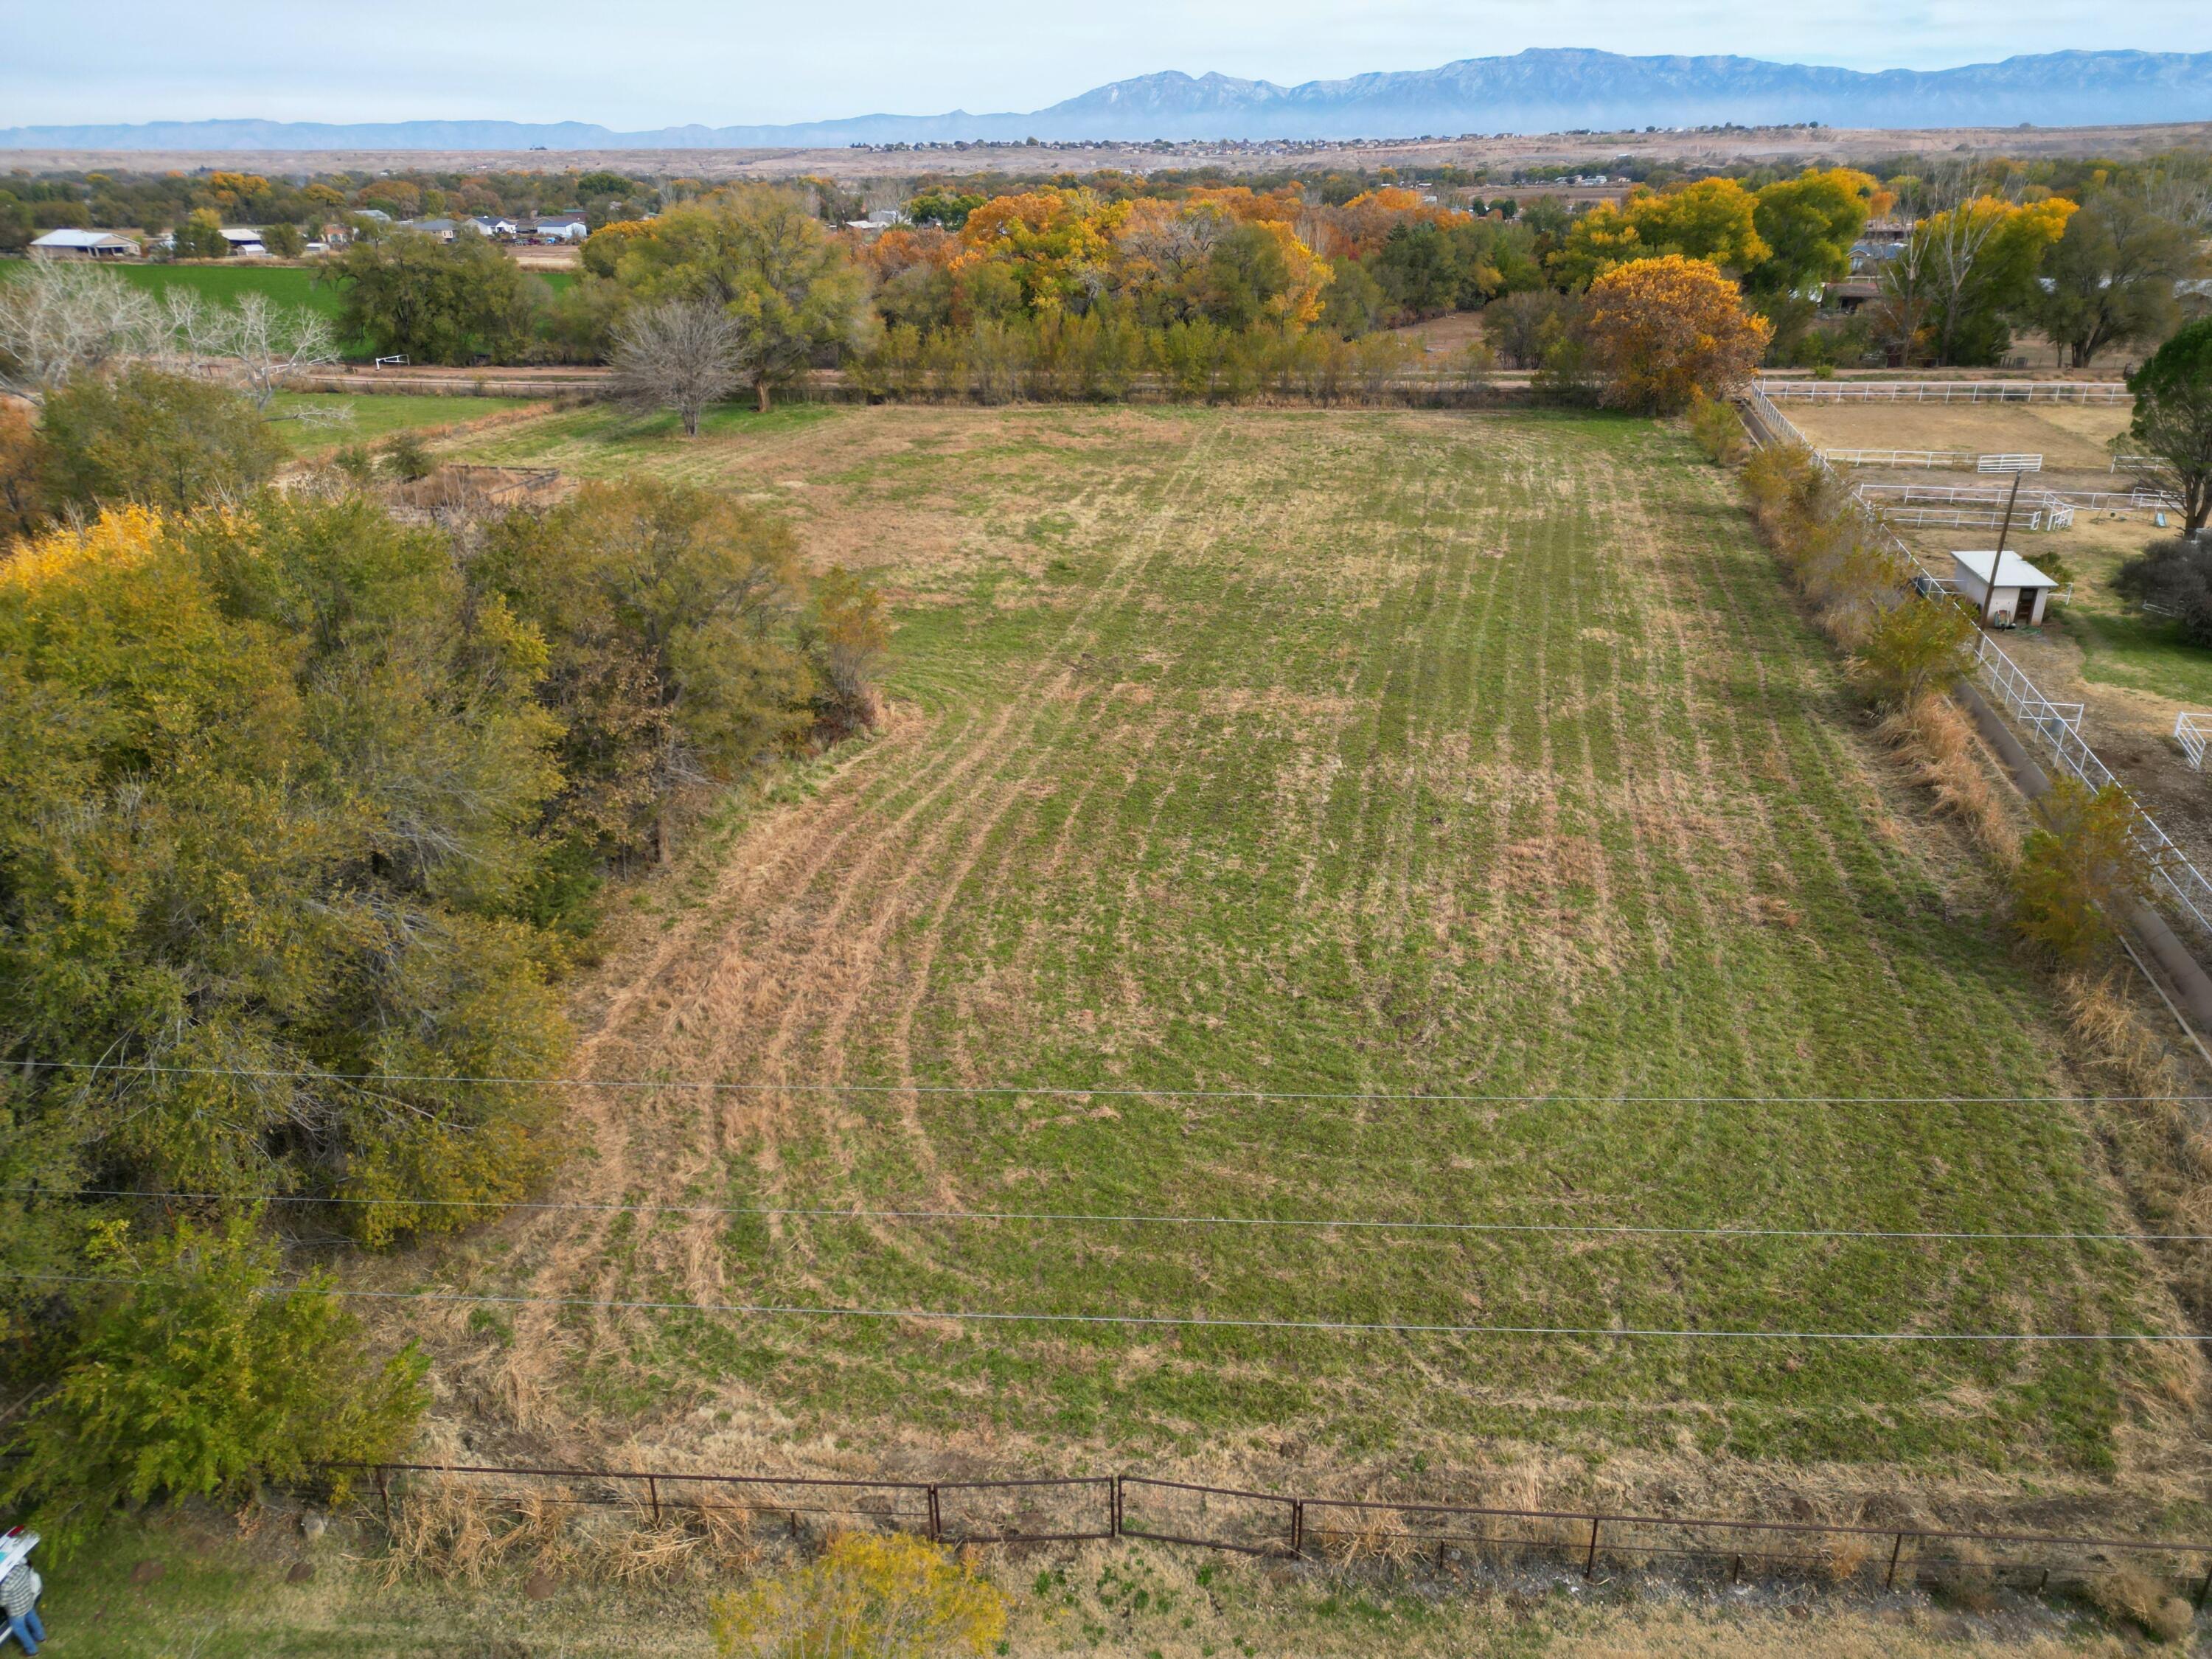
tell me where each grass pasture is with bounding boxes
[406,403,2181,1483]
[105,259,349,319]
[265,390,538,455]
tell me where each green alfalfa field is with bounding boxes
[375,400,2199,1491]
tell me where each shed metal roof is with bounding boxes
[1952,549,2060,589]
[30,228,135,248]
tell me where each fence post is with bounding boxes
[1584,1517,1601,1579]
[1110,1476,1124,1539]
[928,1486,942,1543]
[375,1465,390,1528]
[647,1475,660,1525]
[1290,1500,1304,1559]
[1886,1533,1905,1590]
[2196,1560,2212,1612]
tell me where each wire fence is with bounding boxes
[345,1458,2212,1613]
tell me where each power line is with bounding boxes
[3,1273,2194,1346]
[18,1058,2208,1107]
[23,1187,2199,1248]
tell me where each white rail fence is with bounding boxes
[2049,487,2184,513]
[1819,448,1978,469]
[1737,387,2212,940]
[2177,713,2212,772]
[1818,448,2046,473]
[1756,380,2129,405]
[1850,482,2073,532]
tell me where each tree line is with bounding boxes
[0,330,888,1542]
[296,153,2206,401]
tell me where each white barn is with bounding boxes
[1950,549,2062,627]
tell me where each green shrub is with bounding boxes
[2,1210,425,1551]
[1847,592,1974,706]
[2012,778,2152,964]
[714,1532,1005,1658]
[381,431,434,481]
[39,366,283,513]
[1686,389,1747,465]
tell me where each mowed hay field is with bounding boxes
[415,403,2185,1481]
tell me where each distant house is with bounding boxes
[528,214,589,243]
[844,206,911,234]
[1822,278,1881,313]
[219,227,268,257]
[29,228,140,260]
[1951,549,2062,627]
[470,215,518,238]
[1848,240,1907,275]
[406,218,462,242]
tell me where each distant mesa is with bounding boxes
[6,49,2212,150]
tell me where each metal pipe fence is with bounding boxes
[2177,713,2212,773]
[345,1458,2212,1613]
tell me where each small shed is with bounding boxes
[1950,549,2062,627]
[219,226,268,256]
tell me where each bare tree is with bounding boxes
[611,299,745,437]
[152,290,337,408]
[0,260,158,400]
[223,293,338,409]
[157,287,226,375]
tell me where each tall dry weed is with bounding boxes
[1877,694,2021,866]
[1819,1529,1876,1586]
[2058,970,2180,1099]
[2086,1565,2196,1641]
[377,1475,757,1589]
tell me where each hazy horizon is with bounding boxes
[9,2,2208,129]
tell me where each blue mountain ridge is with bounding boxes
[5,48,2208,150]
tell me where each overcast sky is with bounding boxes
[7,0,2205,128]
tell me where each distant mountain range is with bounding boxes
[7,49,2212,151]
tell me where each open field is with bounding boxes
[105,259,348,319]
[1784,402,2132,478]
[265,389,540,454]
[368,399,2205,1498]
[10,118,2208,182]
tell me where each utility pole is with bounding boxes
[1994,469,2024,556]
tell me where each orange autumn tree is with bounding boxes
[1328,187,1470,259]
[1585,255,1773,414]
[954,189,1122,316]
